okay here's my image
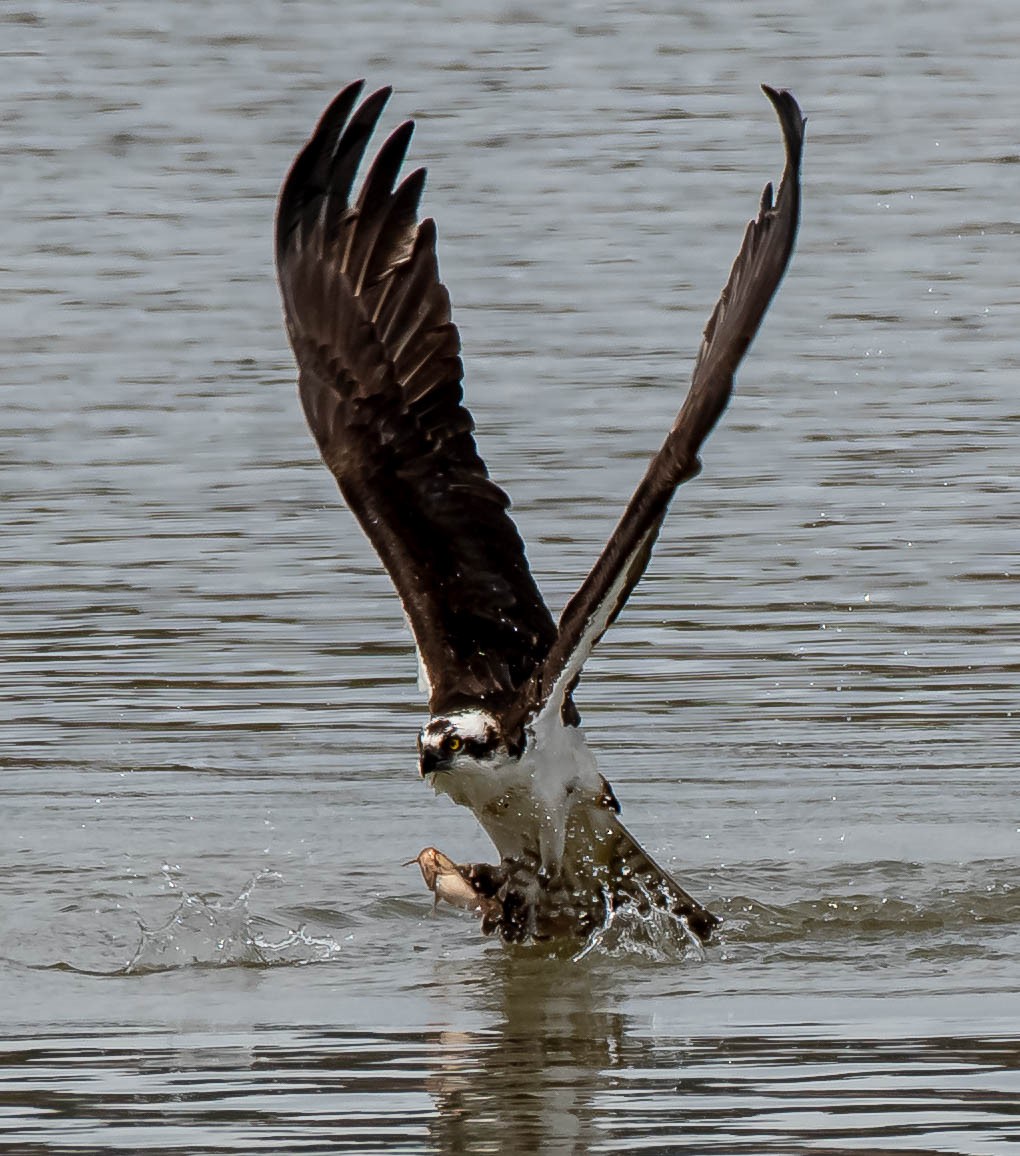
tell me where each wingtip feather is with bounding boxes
[760,83,806,171]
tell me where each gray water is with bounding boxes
[3,0,1019,1152]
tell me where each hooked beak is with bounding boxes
[419,749,440,777]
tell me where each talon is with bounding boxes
[463,861,507,898]
[407,847,502,922]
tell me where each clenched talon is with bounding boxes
[463,861,508,899]
[406,847,501,921]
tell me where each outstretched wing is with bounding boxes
[276,82,557,716]
[507,86,806,734]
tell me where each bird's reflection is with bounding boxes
[424,949,642,1155]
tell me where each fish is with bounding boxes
[406,847,502,923]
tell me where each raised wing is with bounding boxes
[507,86,806,735]
[276,82,557,716]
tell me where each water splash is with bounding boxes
[125,872,344,974]
[572,886,709,964]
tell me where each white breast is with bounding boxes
[473,719,603,870]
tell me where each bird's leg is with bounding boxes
[471,852,585,942]
[408,848,609,942]
[461,860,507,898]
[458,860,509,936]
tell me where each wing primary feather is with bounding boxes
[349,121,416,295]
[367,168,427,315]
[320,87,392,227]
[382,220,443,357]
[506,86,806,734]
[277,81,371,266]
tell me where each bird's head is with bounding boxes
[417,710,522,804]
[418,710,506,775]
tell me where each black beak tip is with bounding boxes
[419,751,438,777]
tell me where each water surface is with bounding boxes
[2,0,1018,1151]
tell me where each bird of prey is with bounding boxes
[276,81,804,944]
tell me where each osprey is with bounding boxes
[276,82,804,944]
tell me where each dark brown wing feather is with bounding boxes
[507,86,806,733]
[276,82,557,716]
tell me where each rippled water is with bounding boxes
[3,0,1018,1151]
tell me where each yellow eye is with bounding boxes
[447,735,462,753]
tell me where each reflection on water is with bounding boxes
[424,959,1020,1154]
[425,959,627,1155]
[2,958,1018,1155]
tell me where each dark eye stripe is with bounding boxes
[466,737,498,758]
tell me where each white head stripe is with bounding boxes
[425,710,498,743]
